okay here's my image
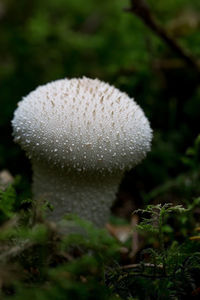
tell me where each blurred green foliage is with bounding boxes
[0,178,200,299]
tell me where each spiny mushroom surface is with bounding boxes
[12,77,152,226]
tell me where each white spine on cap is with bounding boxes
[12,77,152,226]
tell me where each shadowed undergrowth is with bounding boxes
[0,136,200,300]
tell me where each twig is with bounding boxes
[126,0,200,72]
[118,263,169,279]
[119,263,167,279]
[120,262,163,270]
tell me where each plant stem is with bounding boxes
[126,0,200,73]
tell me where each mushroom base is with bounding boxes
[32,161,123,227]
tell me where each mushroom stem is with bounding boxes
[32,161,123,227]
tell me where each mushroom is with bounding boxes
[12,77,152,227]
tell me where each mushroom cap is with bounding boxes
[12,77,152,172]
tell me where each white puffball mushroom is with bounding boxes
[12,77,152,226]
